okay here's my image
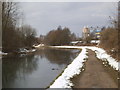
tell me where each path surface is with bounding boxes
[72,50,118,88]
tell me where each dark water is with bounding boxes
[2,48,80,88]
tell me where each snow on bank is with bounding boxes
[49,46,82,49]
[0,51,8,55]
[0,51,8,59]
[87,47,119,71]
[33,44,44,48]
[49,48,88,88]
[17,48,37,54]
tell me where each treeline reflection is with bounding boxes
[35,48,80,65]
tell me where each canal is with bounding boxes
[2,48,80,88]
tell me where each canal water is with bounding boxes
[2,48,80,88]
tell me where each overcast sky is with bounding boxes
[20,2,117,37]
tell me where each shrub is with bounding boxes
[100,28,118,50]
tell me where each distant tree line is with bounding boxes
[44,26,77,46]
[2,2,36,53]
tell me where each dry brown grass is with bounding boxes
[100,28,119,61]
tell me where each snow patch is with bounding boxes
[0,51,8,55]
[19,48,36,53]
[90,40,100,44]
[0,51,8,59]
[33,44,44,48]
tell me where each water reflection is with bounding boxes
[3,54,39,88]
[2,48,80,88]
[36,48,79,65]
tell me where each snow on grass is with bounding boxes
[86,47,119,71]
[49,48,88,88]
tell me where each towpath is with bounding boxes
[72,50,118,88]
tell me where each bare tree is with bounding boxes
[2,2,37,52]
[2,2,19,30]
[20,25,36,47]
[2,2,21,52]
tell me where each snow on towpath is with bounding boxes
[49,48,88,88]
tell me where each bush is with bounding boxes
[100,27,119,60]
[100,28,118,50]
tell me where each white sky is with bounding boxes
[19,2,117,36]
